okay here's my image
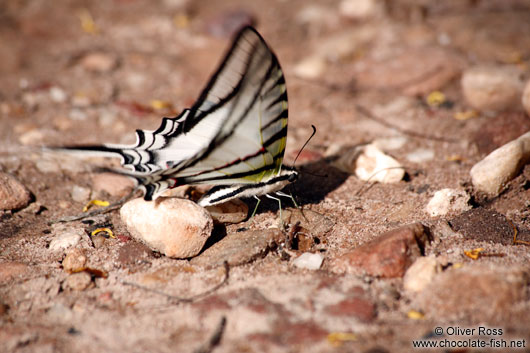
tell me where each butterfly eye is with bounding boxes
[288,172,298,182]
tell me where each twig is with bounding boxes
[49,189,140,224]
[193,316,227,353]
[122,261,230,304]
[355,104,459,143]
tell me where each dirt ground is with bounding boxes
[1,0,530,352]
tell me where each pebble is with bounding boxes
[18,129,44,145]
[120,197,213,258]
[293,55,326,79]
[461,66,524,111]
[292,252,324,270]
[403,255,440,293]
[0,173,32,211]
[80,52,118,73]
[416,265,527,322]
[355,144,404,183]
[339,0,384,19]
[63,272,92,291]
[329,223,429,278]
[523,79,530,116]
[49,228,84,252]
[324,296,376,323]
[35,159,61,173]
[70,185,91,202]
[406,148,435,163]
[62,248,87,273]
[205,199,248,224]
[372,135,408,151]
[425,188,471,217]
[91,172,135,197]
[49,86,67,103]
[190,229,282,269]
[470,131,530,196]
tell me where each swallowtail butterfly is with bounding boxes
[58,26,297,207]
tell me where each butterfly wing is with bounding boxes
[57,26,289,202]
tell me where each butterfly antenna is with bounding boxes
[293,125,317,166]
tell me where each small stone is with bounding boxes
[18,129,44,145]
[191,229,282,268]
[49,86,67,103]
[403,255,440,293]
[293,55,326,79]
[91,234,106,249]
[372,136,408,151]
[62,248,87,273]
[205,199,248,224]
[355,144,404,183]
[91,173,134,197]
[35,159,61,173]
[329,223,429,278]
[523,79,530,116]
[63,272,92,291]
[461,66,524,111]
[470,131,530,196]
[425,188,471,217]
[80,52,118,73]
[406,148,435,163]
[70,185,90,202]
[49,228,83,252]
[120,197,213,258]
[292,252,324,270]
[0,173,31,211]
[339,0,384,19]
[416,265,527,322]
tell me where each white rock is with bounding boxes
[425,188,471,217]
[49,229,83,252]
[80,52,118,73]
[339,0,383,19]
[355,144,404,183]
[403,255,440,293]
[293,55,326,79]
[406,148,435,163]
[292,252,324,270]
[18,129,44,145]
[461,66,524,111]
[522,79,530,116]
[120,197,213,258]
[470,131,530,196]
[71,185,90,202]
[49,86,67,103]
[372,136,408,151]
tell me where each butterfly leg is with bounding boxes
[275,191,299,209]
[249,195,261,221]
[265,194,285,229]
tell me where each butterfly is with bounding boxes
[58,26,298,208]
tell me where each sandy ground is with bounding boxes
[1,0,530,352]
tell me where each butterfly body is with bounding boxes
[55,26,296,208]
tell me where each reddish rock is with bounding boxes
[416,265,527,322]
[471,112,530,155]
[329,223,429,278]
[325,296,376,322]
[117,242,153,266]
